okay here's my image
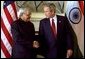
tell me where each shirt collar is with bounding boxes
[50,15,57,22]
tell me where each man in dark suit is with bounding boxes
[39,3,73,58]
[11,8,39,58]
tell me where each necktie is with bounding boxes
[52,19,56,37]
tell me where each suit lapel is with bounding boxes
[56,15,62,37]
[44,18,52,37]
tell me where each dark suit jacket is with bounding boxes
[39,15,74,58]
[11,19,35,58]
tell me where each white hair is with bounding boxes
[17,8,31,18]
[17,8,23,18]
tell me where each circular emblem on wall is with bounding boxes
[69,7,82,24]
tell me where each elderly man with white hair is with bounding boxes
[11,7,39,58]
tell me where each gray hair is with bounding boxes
[17,7,31,18]
[43,3,56,13]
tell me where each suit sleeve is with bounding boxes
[39,20,45,48]
[31,23,36,41]
[64,16,74,50]
[39,20,48,56]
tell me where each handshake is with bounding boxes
[33,41,39,48]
